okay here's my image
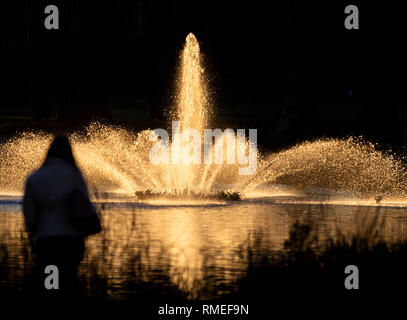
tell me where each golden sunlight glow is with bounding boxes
[0,34,407,203]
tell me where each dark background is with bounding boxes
[1,1,406,150]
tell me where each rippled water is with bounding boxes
[2,192,407,298]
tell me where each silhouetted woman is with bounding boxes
[23,136,92,296]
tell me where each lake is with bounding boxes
[1,192,407,298]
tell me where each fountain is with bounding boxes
[1,33,407,204]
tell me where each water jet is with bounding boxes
[1,34,407,205]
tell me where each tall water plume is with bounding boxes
[164,32,211,191]
[175,32,210,133]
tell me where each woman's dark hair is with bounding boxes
[44,135,77,168]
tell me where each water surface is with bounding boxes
[2,193,407,298]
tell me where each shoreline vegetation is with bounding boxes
[1,208,406,304]
[135,190,241,201]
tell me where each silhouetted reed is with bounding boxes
[231,210,407,303]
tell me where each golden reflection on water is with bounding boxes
[2,196,407,297]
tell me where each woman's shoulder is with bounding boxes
[27,158,82,183]
[26,167,44,184]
